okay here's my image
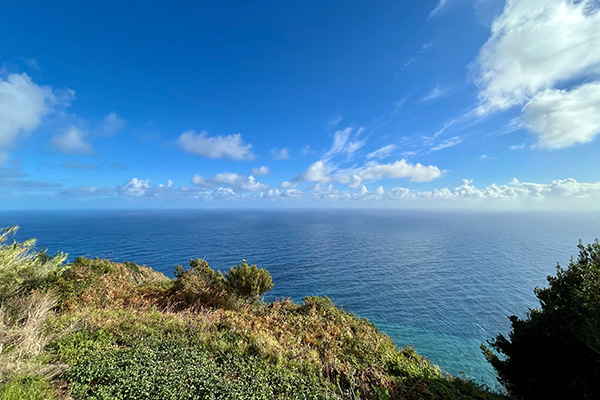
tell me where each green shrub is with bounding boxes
[64,337,339,400]
[483,239,600,400]
[224,260,273,302]
[174,259,273,307]
[173,259,228,307]
[0,375,59,400]
[0,226,66,303]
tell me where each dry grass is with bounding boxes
[0,291,57,358]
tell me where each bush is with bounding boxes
[64,337,338,400]
[0,227,66,303]
[173,259,228,307]
[224,260,273,301]
[174,259,273,307]
[482,239,600,400]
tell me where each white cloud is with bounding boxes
[56,176,600,209]
[327,114,343,129]
[342,160,443,187]
[96,112,125,137]
[387,178,600,204]
[522,82,600,149]
[419,85,450,102]
[429,0,449,18]
[178,130,255,160]
[192,172,269,192]
[50,127,94,155]
[367,145,397,159]
[0,73,58,148]
[475,0,600,114]
[271,147,290,160]
[119,178,150,197]
[295,159,442,188]
[325,127,366,159]
[296,160,332,183]
[430,136,463,152]
[251,166,270,176]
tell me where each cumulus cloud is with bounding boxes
[50,127,94,155]
[0,73,61,148]
[95,112,125,137]
[271,148,290,160]
[192,172,269,192]
[119,178,150,197]
[475,0,600,114]
[523,82,600,149]
[367,145,397,159]
[387,178,600,204]
[178,130,256,160]
[295,161,332,183]
[342,160,442,188]
[250,166,270,176]
[55,176,600,209]
[295,159,442,188]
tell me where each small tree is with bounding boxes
[173,258,227,307]
[482,239,600,400]
[224,260,273,302]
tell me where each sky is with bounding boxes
[1,0,599,209]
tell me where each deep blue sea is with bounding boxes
[2,209,599,389]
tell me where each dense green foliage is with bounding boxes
[0,376,59,400]
[483,240,600,400]
[0,226,502,400]
[224,259,274,300]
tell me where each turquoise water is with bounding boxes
[2,209,599,388]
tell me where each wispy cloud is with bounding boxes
[430,136,462,152]
[428,0,449,19]
[404,42,433,67]
[419,84,451,103]
[324,127,367,160]
[95,112,125,137]
[271,148,290,160]
[61,160,100,170]
[367,144,397,160]
[327,114,343,130]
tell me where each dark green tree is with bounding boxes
[224,259,273,301]
[482,239,600,399]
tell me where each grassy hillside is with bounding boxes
[0,227,502,399]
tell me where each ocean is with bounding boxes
[2,209,598,388]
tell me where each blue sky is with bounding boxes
[1,0,599,209]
